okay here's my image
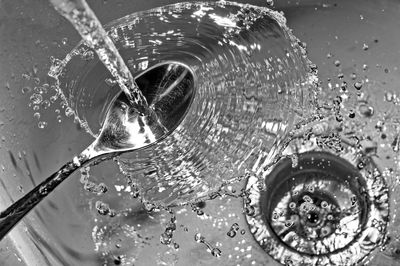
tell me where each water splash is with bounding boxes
[49,1,316,206]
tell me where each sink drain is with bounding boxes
[245,145,389,265]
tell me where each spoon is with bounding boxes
[0,61,195,241]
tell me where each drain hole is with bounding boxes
[245,150,389,265]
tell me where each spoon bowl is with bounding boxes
[0,61,195,241]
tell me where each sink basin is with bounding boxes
[0,0,399,265]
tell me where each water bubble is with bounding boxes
[38,121,47,129]
[30,93,43,105]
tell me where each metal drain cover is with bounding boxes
[245,147,389,265]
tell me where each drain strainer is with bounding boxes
[245,141,389,265]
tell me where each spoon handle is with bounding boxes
[0,159,84,241]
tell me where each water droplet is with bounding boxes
[290,154,299,168]
[22,73,30,80]
[21,86,31,94]
[194,233,204,243]
[211,247,222,257]
[358,104,374,117]
[50,94,58,103]
[41,100,51,109]
[30,93,43,105]
[65,107,74,117]
[95,200,111,215]
[160,231,173,245]
[266,0,274,6]
[245,205,255,216]
[82,50,95,61]
[354,82,363,90]
[385,92,394,102]
[105,78,117,86]
[227,229,236,238]
[231,223,239,231]
[392,134,400,152]
[38,121,47,129]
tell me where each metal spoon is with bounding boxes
[0,61,195,241]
